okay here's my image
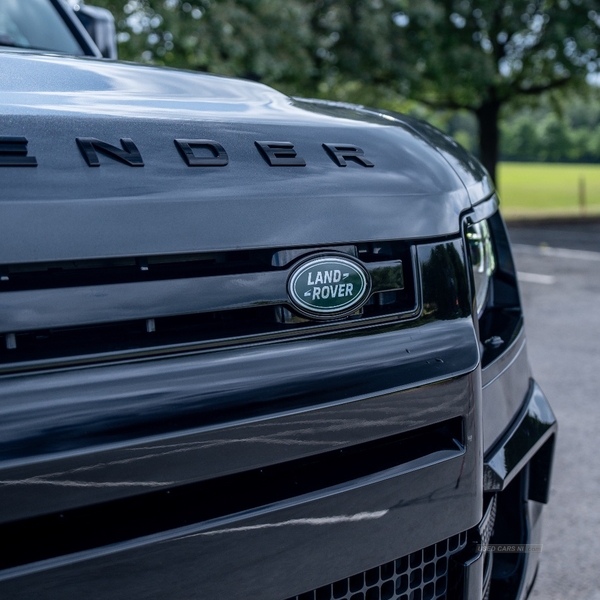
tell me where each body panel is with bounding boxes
[0,42,556,600]
[0,444,480,600]
[0,53,474,265]
[481,326,531,452]
[0,358,476,522]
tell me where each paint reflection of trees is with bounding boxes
[422,244,470,320]
[370,265,404,293]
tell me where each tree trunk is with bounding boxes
[475,100,501,185]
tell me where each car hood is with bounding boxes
[0,53,492,264]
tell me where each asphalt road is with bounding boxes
[506,220,600,599]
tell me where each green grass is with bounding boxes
[498,162,600,218]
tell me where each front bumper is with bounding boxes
[0,228,555,600]
[480,380,557,600]
[0,378,555,600]
[0,369,481,599]
[458,379,557,600]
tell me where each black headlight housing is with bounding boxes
[466,218,496,317]
[465,200,523,368]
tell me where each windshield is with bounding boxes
[0,0,84,55]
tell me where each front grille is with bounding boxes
[285,532,467,600]
[0,421,465,568]
[0,241,417,373]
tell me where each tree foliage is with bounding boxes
[383,1,600,107]
[90,0,600,178]
[310,0,600,181]
[501,92,600,162]
[412,90,600,163]
[91,0,315,94]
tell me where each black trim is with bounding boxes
[49,0,101,57]
[0,418,463,570]
[483,380,557,494]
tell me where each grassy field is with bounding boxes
[498,162,600,218]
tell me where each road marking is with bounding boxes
[517,272,556,285]
[513,243,600,262]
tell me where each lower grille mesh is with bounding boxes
[286,532,467,600]
[480,495,497,549]
[481,495,497,600]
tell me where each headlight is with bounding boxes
[466,219,496,315]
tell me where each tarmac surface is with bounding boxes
[506,221,600,599]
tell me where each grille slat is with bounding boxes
[0,242,416,371]
[0,270,289,333]
[0,260,406,334]
[285,533,467,600]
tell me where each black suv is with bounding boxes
[0,2,556,599]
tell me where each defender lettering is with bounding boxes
[1,135,374,168]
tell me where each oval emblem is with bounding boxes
[287,255,371,319]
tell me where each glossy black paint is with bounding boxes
[0,240,484,598]
[0,240,481,596]
[0,369,475,523]
[0,242,417,374]
[0,255,404,334]
[49,0,102,58]
[0,438,479,600]
[1,53,476,265]
[0,318,478,466]
[484,381,556,495]
[481,327,531,452]
[0,419,464,569]
[0,44,555,600]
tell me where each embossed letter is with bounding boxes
[0,137,37,167]
[255,141,306,166]
[323,143,374,167]
[174,139,228,166]
[76,138,144,167]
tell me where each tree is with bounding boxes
[310,0,600,183]
[90,1,600,179]
[91,0,314,94]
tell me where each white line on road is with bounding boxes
[513,244,600,262]
[517,272,556,285]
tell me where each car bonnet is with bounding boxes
[0,53,483,264]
